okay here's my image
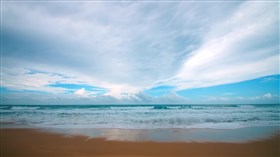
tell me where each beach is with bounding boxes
[1,104,279,156]
[1,128,279,157]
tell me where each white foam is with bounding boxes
[1,105,279,129]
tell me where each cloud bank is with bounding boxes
[1,1,279,104]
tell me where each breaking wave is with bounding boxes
[1,104,279,129]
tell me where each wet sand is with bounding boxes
[1,128,279,157]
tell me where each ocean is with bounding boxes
[1,104,279,129]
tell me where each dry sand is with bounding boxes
[1,128,279,157]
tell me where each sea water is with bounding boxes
[1,104,279,129]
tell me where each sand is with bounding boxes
[1,128,279,157]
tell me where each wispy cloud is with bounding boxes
[1,1,279,104]
[169,2,279,90]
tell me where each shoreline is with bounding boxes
[1,124,279,142]
[41,125,280,143]
[1,128,280,157]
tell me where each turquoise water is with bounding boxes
[0,104,279,129]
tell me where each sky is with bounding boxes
[1,1,279,104]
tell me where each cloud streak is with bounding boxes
[169,2,279,90]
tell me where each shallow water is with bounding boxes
[1,104,279,129]
[44,126,279,142]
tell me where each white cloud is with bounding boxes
[2,2,243,98]
[74,88,86,96]
[1,1,279,103]
[205,93,278,104]
[223,93,234,95]
[263,93,273,99]
[248,93,277,101]
[261,76,279,82]
[1,67,68,94]
[103,84,140,99]
[208,97,230,102]
[169,2,279,90]
[236,96,244,100]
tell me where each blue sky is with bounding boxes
[1,1,279,104]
